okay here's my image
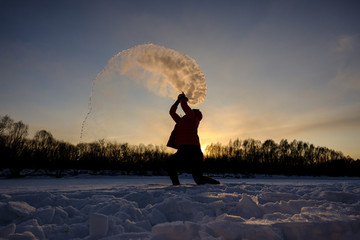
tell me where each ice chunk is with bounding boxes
[123,219,152,232]
[318,191,359,204]
[216,213,246,222]
[8,231,37,240]
[0,202,13,224]
[89,213,108,238]
[0,194,11,200]
[207,221,282,240]
[63,205,80,218]
[258,192,298,203]
[16,219,45,240]
[0,223,16,238]
[273,220,360,240]
[123,191,154,208]
[41,223,88,240]
[8,201,35,217]
[148,208,167,225]
[35,206,55,224]
[52,207,69,224]
[152,221,202,240]
[230,194,263,218]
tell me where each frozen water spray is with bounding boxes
[80,44,207,141]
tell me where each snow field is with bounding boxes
[0,177,359,240]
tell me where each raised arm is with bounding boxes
[180,98,195,118]
[169,100,181,123]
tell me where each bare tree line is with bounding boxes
[1,115,359,178]
[204,139,359,176]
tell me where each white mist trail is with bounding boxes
[80,44,207,141]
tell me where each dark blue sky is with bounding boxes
[1,0,359,158]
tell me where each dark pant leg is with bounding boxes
[190,147,205,184]
[167,145,220,185]
[189,146,220,185]
[166,151,180,185]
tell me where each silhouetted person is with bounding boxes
[166,93,220,185]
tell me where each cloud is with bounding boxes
[332,67,360,91]
[290,112,360,135]
[336,35,357,53]
[199,101,360,146]
[330,35,360,92]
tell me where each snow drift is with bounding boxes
[0,176,359,240]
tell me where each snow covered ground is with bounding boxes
[0,175,359,240]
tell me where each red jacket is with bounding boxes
[167,98,201,148]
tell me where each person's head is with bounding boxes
[193,109,202,121]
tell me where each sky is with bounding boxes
[1,0,360,159]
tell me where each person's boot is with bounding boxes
[169,173,180,185]
[193,175,220,185]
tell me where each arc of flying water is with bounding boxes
[80,43,207,141]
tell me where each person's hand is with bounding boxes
[178,92,188,101]
[177,92,185,99]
